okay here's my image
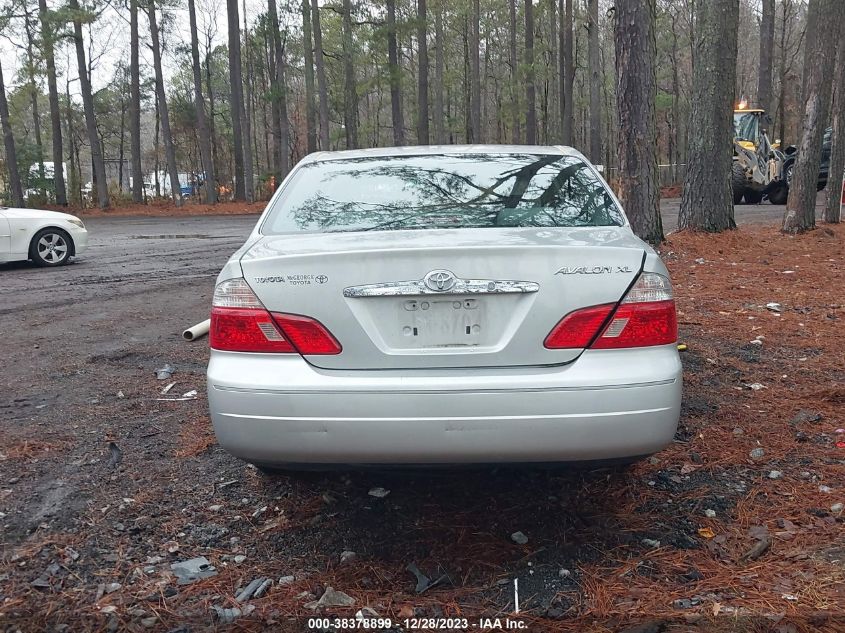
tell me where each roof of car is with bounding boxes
[298,144,585,164]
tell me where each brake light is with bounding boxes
[544,304,615,349]
[210,306,296,353]
[590,299,677,348]
[543,272,677,350]
[593,272,676,348]
[209,278,341,354]
[271,313,342,355]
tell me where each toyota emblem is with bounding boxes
[423,269,457,292]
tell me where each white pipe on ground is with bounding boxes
[183,318,210,341]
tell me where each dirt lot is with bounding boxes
[1,216,843,633]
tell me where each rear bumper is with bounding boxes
[207,346,682,465]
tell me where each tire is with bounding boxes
[29,228,73,267]
[768,184,788,205]
[731,162,747,205]
[731,161,746,204]
[744,190,763,204]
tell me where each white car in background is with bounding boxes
[0,207,88,266]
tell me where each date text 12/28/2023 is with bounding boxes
[306,617,529,630]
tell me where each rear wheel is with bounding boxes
[731,162,747,204]
[29,228,73,267]
[744,190,763,204]
[768,184,788,205]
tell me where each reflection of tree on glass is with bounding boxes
[262,153,624,235]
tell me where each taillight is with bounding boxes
[210,279,294,353]
[590,299,677,348]
[544,303,615,349]
[209,278,341,354]
[544,272,677,350]
[210,306,296,353]
[271,313,342,355]
[593,272,677,348]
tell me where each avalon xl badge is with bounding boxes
[555,265,633,275]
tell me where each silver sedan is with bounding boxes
[207,146,681,467]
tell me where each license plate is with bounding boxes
[398,297,484,348]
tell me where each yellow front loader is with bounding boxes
[732,105,789,205]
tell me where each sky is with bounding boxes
[0,0,297,103]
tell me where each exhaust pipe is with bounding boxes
[183,318,210,341]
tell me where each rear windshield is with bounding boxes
[261,153,624,234]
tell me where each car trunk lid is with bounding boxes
[240,227,645,370]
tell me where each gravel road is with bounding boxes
[661,190,827,232]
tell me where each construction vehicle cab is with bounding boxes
[734,108,770,151]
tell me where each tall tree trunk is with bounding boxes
[776,0,789,145]
[266,24,282,178]
[783,0,839,233]
[824,32,845,223]
[341,0,359,149]
[0,61,23,207]
[525,0,536,144]
[801,0,818,102]
[561,0,574,145]
[118,96,126,191]
[227,0,246,200]
[302,0,317,153]
[147,1,183,206]
[24,12,45,192]
[268,0,290,181]
[188,0,216,203]
[469,0,481,142]
[548,0,558,142]
[482,24,489,141]
[678,0,739,232]
[602,47,612,170]
[587,0,601,162]
[129,0,144,202]
[38,0,67,205]
[260,41,270,169]
[311,0,330,149]
[68,0,109,209]
[433,0,445,144]
[508,0,519,143]
[154,90,160,197]
[462,14,471,142]
[417,0,430,144]
[244,1,257,177]
[206,46,219,185]
[615,0,662,244]
[66,76,82,205]
[240,2,255,201]
[386,0,405,145]
[670,9,682,180]
[757,0,775,114]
